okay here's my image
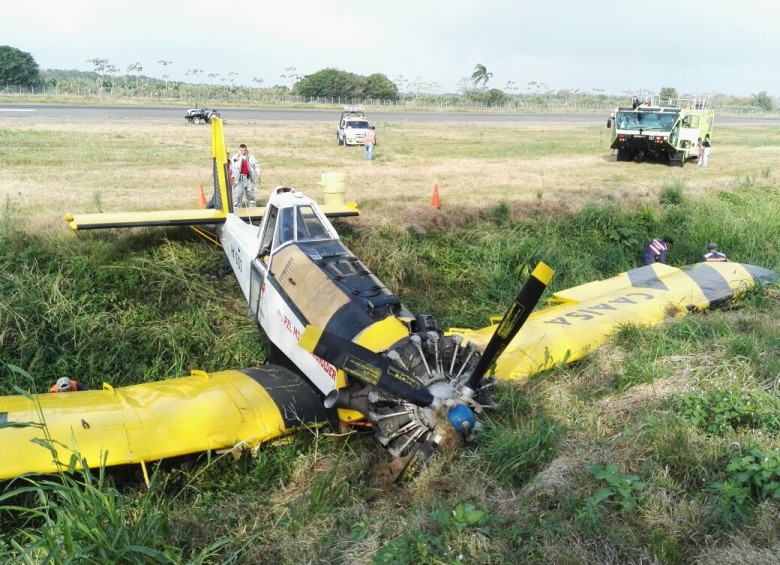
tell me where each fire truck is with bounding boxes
[607,97,714,166]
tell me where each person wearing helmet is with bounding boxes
[49,377,87,393]
[702,242,727,262]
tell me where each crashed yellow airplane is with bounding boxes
[1,118,776,482]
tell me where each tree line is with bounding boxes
[1,46,777,112]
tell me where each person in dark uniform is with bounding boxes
[701,242,727,262]
[642,237,673,265]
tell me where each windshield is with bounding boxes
[615,111,678,132]
[346,121,369,129]
[273,205,334,249]
[295,206,333,241]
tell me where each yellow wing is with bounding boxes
[0,367,326,480]
[450,262,777,380]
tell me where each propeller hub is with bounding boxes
[447,404,476,436]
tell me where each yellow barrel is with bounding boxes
[319,172,347,207]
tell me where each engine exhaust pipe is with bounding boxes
[324,385,372,415]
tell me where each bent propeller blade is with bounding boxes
[299,325,434,407]
[467,262,554,389]
[395,438,439,484]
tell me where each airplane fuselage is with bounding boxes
[219,189,411,402]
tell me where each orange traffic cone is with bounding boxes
[431,183,441,209]
[197,183,207,208]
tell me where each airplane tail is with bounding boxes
[210,117,233,214]
[64,116,358,231]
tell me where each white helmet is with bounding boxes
[56,377,72,392]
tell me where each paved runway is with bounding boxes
[1,103,776,126]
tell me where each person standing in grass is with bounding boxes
[364,126,377,161]
[700,137,712,167]
[701,242,727,262]
[642,237,673,265]
[697,138,705,165]
[230,143,261,207]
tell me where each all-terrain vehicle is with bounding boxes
[185,107,220,124]
[607,97,714,166]
[336,109,371,146]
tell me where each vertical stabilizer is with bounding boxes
[211,117,233,213]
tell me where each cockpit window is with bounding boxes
[275,207,295,248]
[272,205,334,250]
[296,206,332,241]
[258,204,278,261]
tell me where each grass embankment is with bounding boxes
[1,119,780,563]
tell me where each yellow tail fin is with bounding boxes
[211,117,233,213]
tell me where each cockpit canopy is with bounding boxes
[275,205,334,248]
[257,191,340,259]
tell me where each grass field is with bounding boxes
[3,118,780,234]
[1,114,780,564]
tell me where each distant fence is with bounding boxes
[2,85,779,118]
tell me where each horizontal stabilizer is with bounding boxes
[65,116,358,231]
[65,202,359,231]
[65,208,228,230]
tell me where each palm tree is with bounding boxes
[86,57,111,93]
[158,60,173,92]
[126,62,143,91]
[471,63,493,87]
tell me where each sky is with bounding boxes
[3,0,780,97]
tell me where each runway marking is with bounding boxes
[0,108,35,112]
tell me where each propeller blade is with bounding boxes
[395,437,439,484]
[467,262,554,389]
[299,325,434,407]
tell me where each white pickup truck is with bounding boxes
[336,110,371,146]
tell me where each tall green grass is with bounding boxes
[0,223,262,393]
[2,174,780,562]
[0,438,258,562]
[349,178,780,328]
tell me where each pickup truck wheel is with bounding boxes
[193,116,202,125]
